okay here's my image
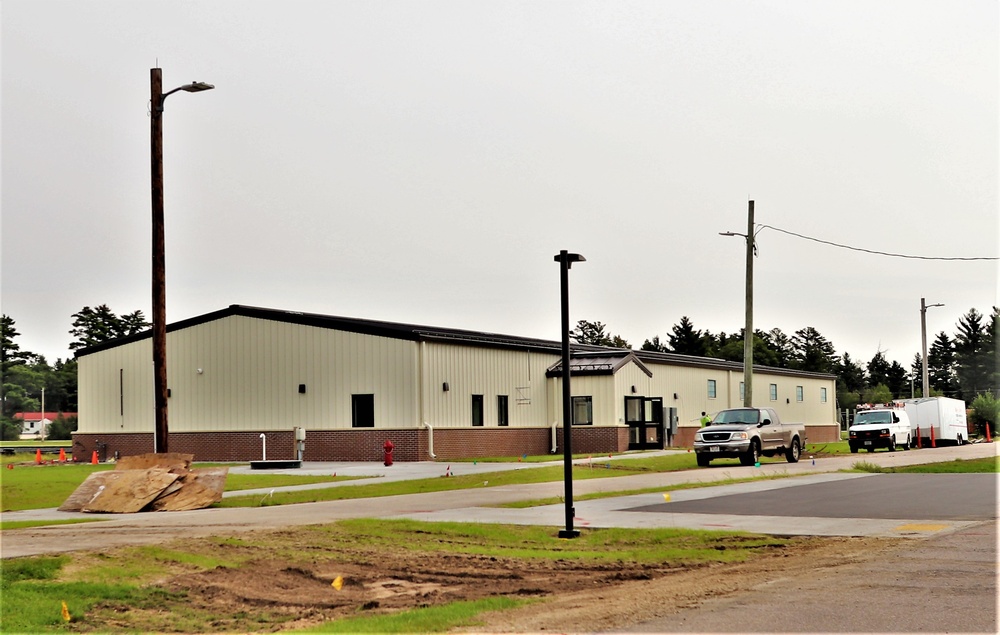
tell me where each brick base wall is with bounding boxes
[73,426,635,462]
[554,426,630,454]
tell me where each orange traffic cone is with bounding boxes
[35,448,42,464]
[91,450,99,465]
[986,423,993,443]
[59,448,66,462]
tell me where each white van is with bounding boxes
[848,404,911,453]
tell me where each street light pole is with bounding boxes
[743,200,754,407]
[150,68,214,454]
[920,297,944,398]
[720,200,756,407]
[554,249,585,539]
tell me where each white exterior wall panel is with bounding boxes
[420,342,556,427]
[79,316,421,433]
[78,338,155,434]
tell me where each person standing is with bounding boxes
[700,412,712,427]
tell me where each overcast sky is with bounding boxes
[2,1,997,370]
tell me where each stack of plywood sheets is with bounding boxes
[59,453,228,513]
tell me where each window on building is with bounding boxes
[572,396,593,425]
[796,386,804,402]
[352,394,375,428]
[497,395,509,427]
[472,395,484,426]
[769,384,778,401]
[821,387,828,403]
[707,379,717,399]
[739,382,745,402]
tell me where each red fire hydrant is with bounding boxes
[383,439,394,467]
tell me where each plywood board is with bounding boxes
[115,452,193,471]
[81,468,180,513]
[58,471,123,512]
[149,467,228,511]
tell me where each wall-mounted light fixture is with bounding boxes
[786,398,790,404]
[631,385,637,394]
[299,384,307,394]
[673,393,679,400]
[442,382,450,392]
[197,368,204,374]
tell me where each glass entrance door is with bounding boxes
[626,397,664,450]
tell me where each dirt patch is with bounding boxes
[71,526,892,633]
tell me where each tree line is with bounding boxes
[572,308,999,411]
[1,306,149,440]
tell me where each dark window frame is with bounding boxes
[472,394,484,426]
[352,394,375,428]
[571,395,593,425]
[497,395,509,427]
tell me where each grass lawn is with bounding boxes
[0,456,350,512]
[0,518,787,633]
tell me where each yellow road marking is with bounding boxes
[895,523,950,532]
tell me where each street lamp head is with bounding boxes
[554,251,586,268]
[181,81,215,93]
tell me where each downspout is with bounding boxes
[423,422,436,459]
[551,420,559,454]
[418,342,437,459]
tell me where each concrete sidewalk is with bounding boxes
[1,443,995,559]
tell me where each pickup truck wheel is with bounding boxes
[696,454,710,467]
[740,440,760,466]
[850,445,858,454]
[785,437,801,463]
[887,435,896,452]
[904,434,910,450]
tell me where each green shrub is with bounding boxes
[969,392,999,437]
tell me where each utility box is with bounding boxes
[294,427,306,461]
[666,407,678,446]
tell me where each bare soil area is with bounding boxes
[66,524,891,633]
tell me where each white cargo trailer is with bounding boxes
[901,397,969,446]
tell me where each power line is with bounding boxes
[757,224,998,261]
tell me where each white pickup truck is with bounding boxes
[848,404,911,453]
[693,407,806,467]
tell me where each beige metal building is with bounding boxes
[73,305,839,462]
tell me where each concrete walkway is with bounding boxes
[1,443,996,559]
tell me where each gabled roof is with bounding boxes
[74,304,836,380]
[76,304,573,356]
[545,350,653,378]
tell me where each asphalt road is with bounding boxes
[625,519,998,634]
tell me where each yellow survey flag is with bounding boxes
[61,601,71,622]
[663,493,671,502]
[332,576,344,591]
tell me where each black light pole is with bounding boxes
[150,68,214,453]
[554,249,585,539]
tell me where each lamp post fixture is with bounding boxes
[719,200,758,407]
[920,297,944,398]
[150,68,214,454]
[554,249,585,539]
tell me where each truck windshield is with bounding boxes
[855,411,891,424]
[712,410,759,425]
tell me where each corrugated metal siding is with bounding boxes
[79,315,419,433]
[78,338,154,434]
[78,312,836,437]
[642,361,837,429]
[420,343,557,427]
